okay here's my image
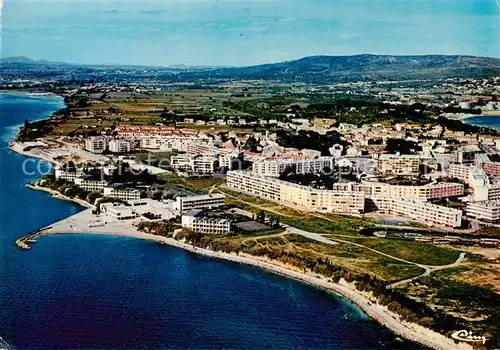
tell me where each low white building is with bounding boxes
[174,194,225,212]
[101,203,138,221]
[74,178,108,192]
[128,198,180,221]
[181,210,231,234]
[55,168,83,182]
[103,186,142,201]
[252,156,335,177]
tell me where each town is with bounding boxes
[6,71,500,348]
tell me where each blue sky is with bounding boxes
[2,0,499,66]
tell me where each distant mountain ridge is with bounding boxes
[206,54,500,83]
[2,54,499,83]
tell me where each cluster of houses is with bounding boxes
[70,116,500,233]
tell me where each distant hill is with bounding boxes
[2,54,499,83]
[202,54,500,83]
[1,56,37,64]
[1,56,68,66]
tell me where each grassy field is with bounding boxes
[207,232,425,282]
[338,237,461,266]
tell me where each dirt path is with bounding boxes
[389,253,466,288]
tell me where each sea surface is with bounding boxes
[464,115,500,129]
[0,92,423,349]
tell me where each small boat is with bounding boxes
[343,314,349,320]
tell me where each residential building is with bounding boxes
[74,178,108,192]
[54,168,82,182]
[375,154,424,176]
[181,210,231,234]
[357,181,464,200]
[448,163,471,182]
[103,186,142,201]
[252,156,335,177]
[171,153,220,174]
[466,201,500,222]
[473,183,500,202]
[226,171,365,214]
[108,139,132,153]
[174,194,226,212]
[369,196,462,228]
[482,162,500,176]
[390,197,462,228]
[85,136,108,153]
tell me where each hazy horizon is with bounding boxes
[3,0,499,66]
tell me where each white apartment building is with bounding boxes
[219,151,244,171]
[85,136,108,153]
[74,178,108,192]
[448,163,471,182]
[376,154,425,176]
[103,186,142,201]
[171,153,220,174]
[466,201,500,222]
[108,139,132,153]
[368,196,462,228]
[252,156,335,177]
[181,210,231,234]
[191,153,219,174]
[138,136,199,151]
[357,181,464,200]
[468,166,490,189]
[174,194,225,212]
[227,171,365,214]
[390,197,462,228]
[473,183,500,202]
[54,168,83,182]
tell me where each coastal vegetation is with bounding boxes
[135,222,486,343]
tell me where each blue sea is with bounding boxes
[464,115,500,129]
[0,93,424,349]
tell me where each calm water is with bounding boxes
[464,115,500,129]
[0,93,423,349]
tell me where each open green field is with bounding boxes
[338,237,461,266]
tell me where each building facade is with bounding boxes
[466,201,500,222]
[85,137,108,153]
[74,178,108,192]
[252,156,335,177]
[356,181,464,200]
[108,139,132,153]
[103,186,142,201]
[227,171,364,214]
[376,154,423,176]
[181,211,231,234]
[174,194,226,212]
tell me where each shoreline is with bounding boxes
[19,224,471,350]
[17,154,472,350]
[25,183,92,209]
[8,93,473,350]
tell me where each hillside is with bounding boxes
[201,54,500,83]
[2,54,499,84]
